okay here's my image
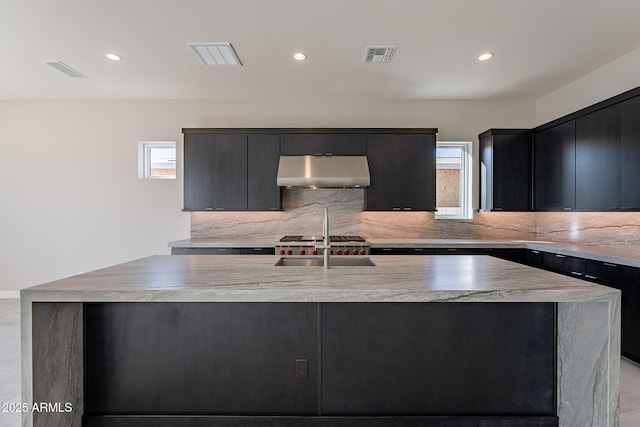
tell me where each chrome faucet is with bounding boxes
[315,207,331,270]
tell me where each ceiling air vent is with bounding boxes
[189,43,242,66]
[44,61,86,78]
[364,46,396,63]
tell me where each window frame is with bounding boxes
[138,141,177,180]
[435,141,473,220]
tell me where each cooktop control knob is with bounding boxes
[299,249,305,255]
[312,250,318,255]
[287,249,293,255]
[336,249,343,255]
[344,249,350,255]
[279,249,285,255]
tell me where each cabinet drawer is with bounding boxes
[542,253,585,277]
[370,248,434,255]
[432,248,501,255]
[584,260,638,287]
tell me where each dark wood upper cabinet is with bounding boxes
[479,129,532,211]
[183,128,437,212]
[621,95,640,209]
[401,134,436,211]
[575,105,621,210]
[365,133,436,211]
[183,133,217,211]
[365,134,402,210]
[211,134,248,210]
[247,134,281,211]
[533,121,576,211]
[280,134,366,155]
[184,133,279,211]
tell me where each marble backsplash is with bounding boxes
[191,189,640,250]
[536,212,640,249]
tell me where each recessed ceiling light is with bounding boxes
[105,52,122,61]
[292,52,307,61]
[478,52,494,61]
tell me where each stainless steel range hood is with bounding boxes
[276,155,370,188]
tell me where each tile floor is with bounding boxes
[1,298,639,427]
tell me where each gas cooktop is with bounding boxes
[276,235,370,256]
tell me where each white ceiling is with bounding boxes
[2,0,640,101]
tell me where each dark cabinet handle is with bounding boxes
[205,207,214,211]
[392,207,401,211]
[570,271,583,276]
[621,207,634,210]
[215,207,224,211]
[531,250,540,254]
[563,207,573,211]
[585,275,598,280]
[403,207,412,211]
[493,207,504,211]
[603,262,617,268]
[555,254,566,258]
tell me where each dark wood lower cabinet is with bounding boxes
[171,247,275,255]
[321,303,555,416]
[84,303,319,416]
[83,415,559,427]
[585,260,640,362]
[83,302,557,427]
[492,251,639,364]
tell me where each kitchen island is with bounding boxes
[21,255,620,427]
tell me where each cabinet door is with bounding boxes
[248,134,281,211]
[365,134,402,210]
[621,96,640,209]
[479,134,493,211]
[183,134,217,210]
[213,135,248,210]
[526,249,544,267]
[85,303,319,415]
[401,134,436,211]
[576,106,621,210]
[493,133,532,210]
[621,283,640,362]
[280,134,366,155]
[321,303,555,416]
[534,121,576,210]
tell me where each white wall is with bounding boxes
[0,98,534,292]
[536,46,640,125]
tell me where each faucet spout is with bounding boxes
[315,207,331,270]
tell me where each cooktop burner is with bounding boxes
[279,235,366,243]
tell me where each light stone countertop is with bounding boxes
[21,254,618,303]
[169,238,640,268]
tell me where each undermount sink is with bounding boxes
[274,256,377,267]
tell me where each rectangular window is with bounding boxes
[435,141,472,219]
[138,141,176,179]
